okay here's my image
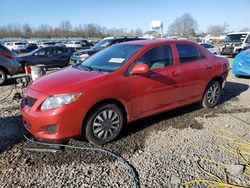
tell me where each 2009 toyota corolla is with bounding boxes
[21,40,229,145]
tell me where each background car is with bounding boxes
[200,43,220,55]
[17,46,75,68]
[0,44,21,85]
[220,32,250,56]
[65,41,82,49]
[232,49,250,77]
[37,41,57,48]
[70,37,146,64]
[4,41,28,52]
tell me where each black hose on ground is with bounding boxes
[23,133,140,188]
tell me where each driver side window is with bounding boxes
[135,45,173,71]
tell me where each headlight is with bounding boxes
[41,93,82,110]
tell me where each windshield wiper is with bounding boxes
[81,65,103,73]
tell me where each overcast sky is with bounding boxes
[1,0,249,32]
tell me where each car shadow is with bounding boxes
[0,115,25,154]
[219,81,249,104]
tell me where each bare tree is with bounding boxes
[22,23,33,38]
[207,22,228,36]
[0,21,144,39]
[135,28,143,37]
[168,13,198,37]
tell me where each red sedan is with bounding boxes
[21,40,229,145]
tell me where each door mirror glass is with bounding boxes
[131,64,149,75]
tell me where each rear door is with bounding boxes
[51,47,69,67]
[128,44,181,117]
[30,47,53,66]
[175,43,211,102]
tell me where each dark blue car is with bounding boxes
[17,46,75,69]
[232,49,250,77]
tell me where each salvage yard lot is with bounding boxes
[0,58,250,187]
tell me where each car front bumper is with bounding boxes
[21,87,85,141]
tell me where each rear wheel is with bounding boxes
[202,81,221,108]
[0,68,7,86]
[85,104,124,145]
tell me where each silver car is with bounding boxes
[200,43,221,55]
[0,44,21,85]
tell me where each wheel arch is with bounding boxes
[202,76,224,98]
[81,98,129,136]
[0,65,10,75]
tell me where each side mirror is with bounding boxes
[131,64,149,75]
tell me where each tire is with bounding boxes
[202,81,221,108]
[85,104,124,145]
[0,68,7,86]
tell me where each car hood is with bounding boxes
[29,66,107,95]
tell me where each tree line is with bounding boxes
[1,13,249,39]
[0,21,143,39]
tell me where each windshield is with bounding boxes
[92,39,114,50]
[224,34,248,42]
[75,44,143,73]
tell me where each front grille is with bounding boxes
[26,96,37,107]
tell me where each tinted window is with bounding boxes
[54,47,67,55]
[176,44,204,63]
[0,44,12,53]
[224,34,247,42]
[136,45,173,71]
[36,48,52,56]
[246,35,250,43]
[200,43,213,49]
[15,42,26,45]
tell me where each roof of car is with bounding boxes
[227,32,250,35]
[120,39,198,46]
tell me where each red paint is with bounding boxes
[21,40,229,141]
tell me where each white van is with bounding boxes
[220,32,250,55]
[4,41,28,51]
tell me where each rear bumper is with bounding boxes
[6,60,22,75]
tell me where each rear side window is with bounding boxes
[54,47,67,55]
[200,43,213,48]
[176,44,204,64]
[135,45,173,71]
[0,44,11,53]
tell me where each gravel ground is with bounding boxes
[0,58,250,187]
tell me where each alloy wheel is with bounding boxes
[92,110,121,140]
[207,83,220,106]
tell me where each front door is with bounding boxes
[128,45,180,117]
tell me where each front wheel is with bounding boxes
[0,68,7,86]
[202,81,221,108]
[85,104,124,145]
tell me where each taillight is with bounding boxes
[0,52,14,59]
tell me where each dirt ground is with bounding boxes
[0,58,250,187]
